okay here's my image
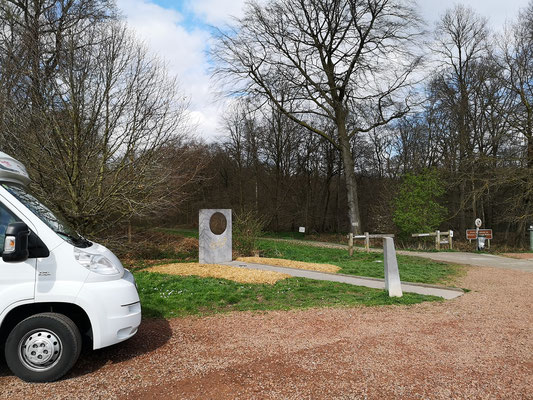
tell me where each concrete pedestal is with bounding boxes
[383,237,403,297]
[199,209,232,264]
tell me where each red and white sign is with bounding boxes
[466,229,493,240]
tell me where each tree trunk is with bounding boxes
[337,116,362,234]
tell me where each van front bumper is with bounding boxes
[76,270,142,349]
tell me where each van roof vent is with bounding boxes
[0,151,30,186]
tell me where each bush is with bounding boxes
[233,210,266,256]
[102,230,198,262]
[393,170,447,239]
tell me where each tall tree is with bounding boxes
[431,4,490,232]
[0,20,193,235]
[212,0,424,233]
[497,0,533,229]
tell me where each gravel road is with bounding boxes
[1,265,532,399]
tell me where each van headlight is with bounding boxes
[74,248,120,275]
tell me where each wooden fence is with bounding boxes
[347,232,395,255]
[411,230,453,250]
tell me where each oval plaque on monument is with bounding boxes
[210,212,227,235]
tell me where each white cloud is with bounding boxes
[117,0,223,140]
[185,0,247,25]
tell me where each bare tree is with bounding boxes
[0,0,115,111]
[221,99,259,210]
[431,4,491,232]
[496,1,533,230]
[212,0,424,233]
[1,21,194,235]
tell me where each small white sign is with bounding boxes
[299,227,305,233]
[352,222,359,227]
[449,230,454,238]
[475,218,482,228]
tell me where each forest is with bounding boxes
[0,0,532,246]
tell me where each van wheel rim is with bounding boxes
[19,330,62,371]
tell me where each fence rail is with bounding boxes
[347,232,395,255]
[411,230,453,250]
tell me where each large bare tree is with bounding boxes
[212,0,424,233]
[497,1,533,229]
[431,5,490,233]
[0,17,196,235]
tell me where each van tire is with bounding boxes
[5,312,82,382]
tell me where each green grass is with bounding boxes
[151,228,461,285]
[134,271,441,319]
[156,227,198,238]
[257,240,462,285]
[260,231,308,240]
[132,230,460,320]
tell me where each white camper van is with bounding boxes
[0,151,141,382]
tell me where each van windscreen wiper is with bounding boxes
[55,230,92,248]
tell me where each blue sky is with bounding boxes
[116,0,531,140]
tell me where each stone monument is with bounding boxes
[383,237,403,297]
[199,209,232,264]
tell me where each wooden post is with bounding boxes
[365,232,370,253]
[449,230,453,249]
[436,230,440,250]
[128,221,132,244]
[349,233,354,256]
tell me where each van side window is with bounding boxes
[0,203,20,253]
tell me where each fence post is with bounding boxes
[449,230,453,249]
[349,233,354,256]
[436,230,441,250]
[365,232,370,253]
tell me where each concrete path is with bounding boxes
[223,261,464,300]
[396,251,533,273]
[262,238,533,272]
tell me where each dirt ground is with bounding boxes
[1,265,532,400]
[502,252,533,260]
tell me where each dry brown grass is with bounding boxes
[145,263,291,284]
[236,257,340,273]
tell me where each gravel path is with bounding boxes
[263,238,533,272]
[1,265,532,399]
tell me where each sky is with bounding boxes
[116,0,531,141]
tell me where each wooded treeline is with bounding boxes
[186,1,533,244]
[0,0,531,246]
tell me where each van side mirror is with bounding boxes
[3,222,30,262]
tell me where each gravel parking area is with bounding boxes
[1,265,532,399]
[503,253,533,260]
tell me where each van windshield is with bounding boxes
[2,183,91,248]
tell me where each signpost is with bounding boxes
[468,219,492,250]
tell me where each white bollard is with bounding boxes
[383,237,403,297]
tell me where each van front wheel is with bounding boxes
[5,312,82,382]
